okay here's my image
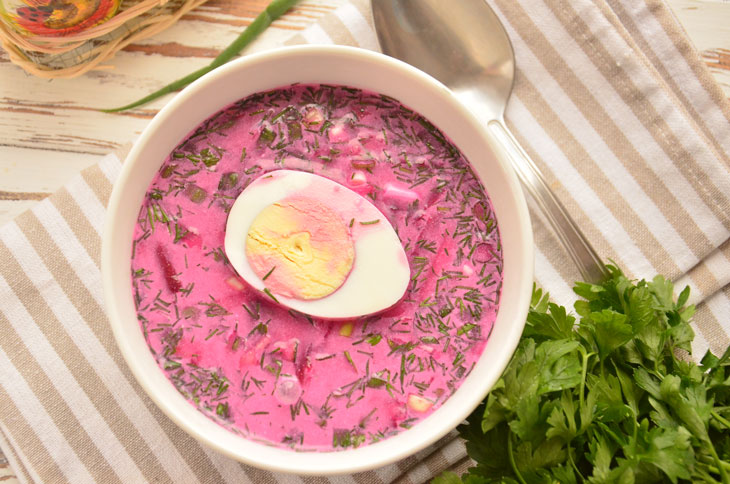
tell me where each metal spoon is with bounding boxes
[371,0,609,283]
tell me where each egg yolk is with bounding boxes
[245,196,355,300]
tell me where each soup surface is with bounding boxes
[131,84,503,450]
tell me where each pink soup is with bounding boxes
[131,84,503,451]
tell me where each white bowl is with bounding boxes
[102,45,533,475]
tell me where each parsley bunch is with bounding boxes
[437,265,730,483]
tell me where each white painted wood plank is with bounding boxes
[0,148,101,227]
[0,200,39,227]
[665,0,730,52]
[0,147,100,193]
[665,0,730,96]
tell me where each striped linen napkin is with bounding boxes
[1,0,729,482]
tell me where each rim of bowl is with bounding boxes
[102,44,534,475]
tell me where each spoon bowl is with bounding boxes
[372,0,608,283]
[372,0,513,121]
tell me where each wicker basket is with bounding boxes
[0,0,208,78]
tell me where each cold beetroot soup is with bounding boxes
[130,84,503,451]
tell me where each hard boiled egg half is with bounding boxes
[224,170,410,319]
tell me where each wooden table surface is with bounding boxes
[0,0,728,481]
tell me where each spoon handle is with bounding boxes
[486,119,609,284]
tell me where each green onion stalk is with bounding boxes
[102,0,299,113]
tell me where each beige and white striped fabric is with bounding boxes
[1,0,729,482]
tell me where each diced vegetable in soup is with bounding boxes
[131,84,503,451]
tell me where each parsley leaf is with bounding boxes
[445,265,730,483]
